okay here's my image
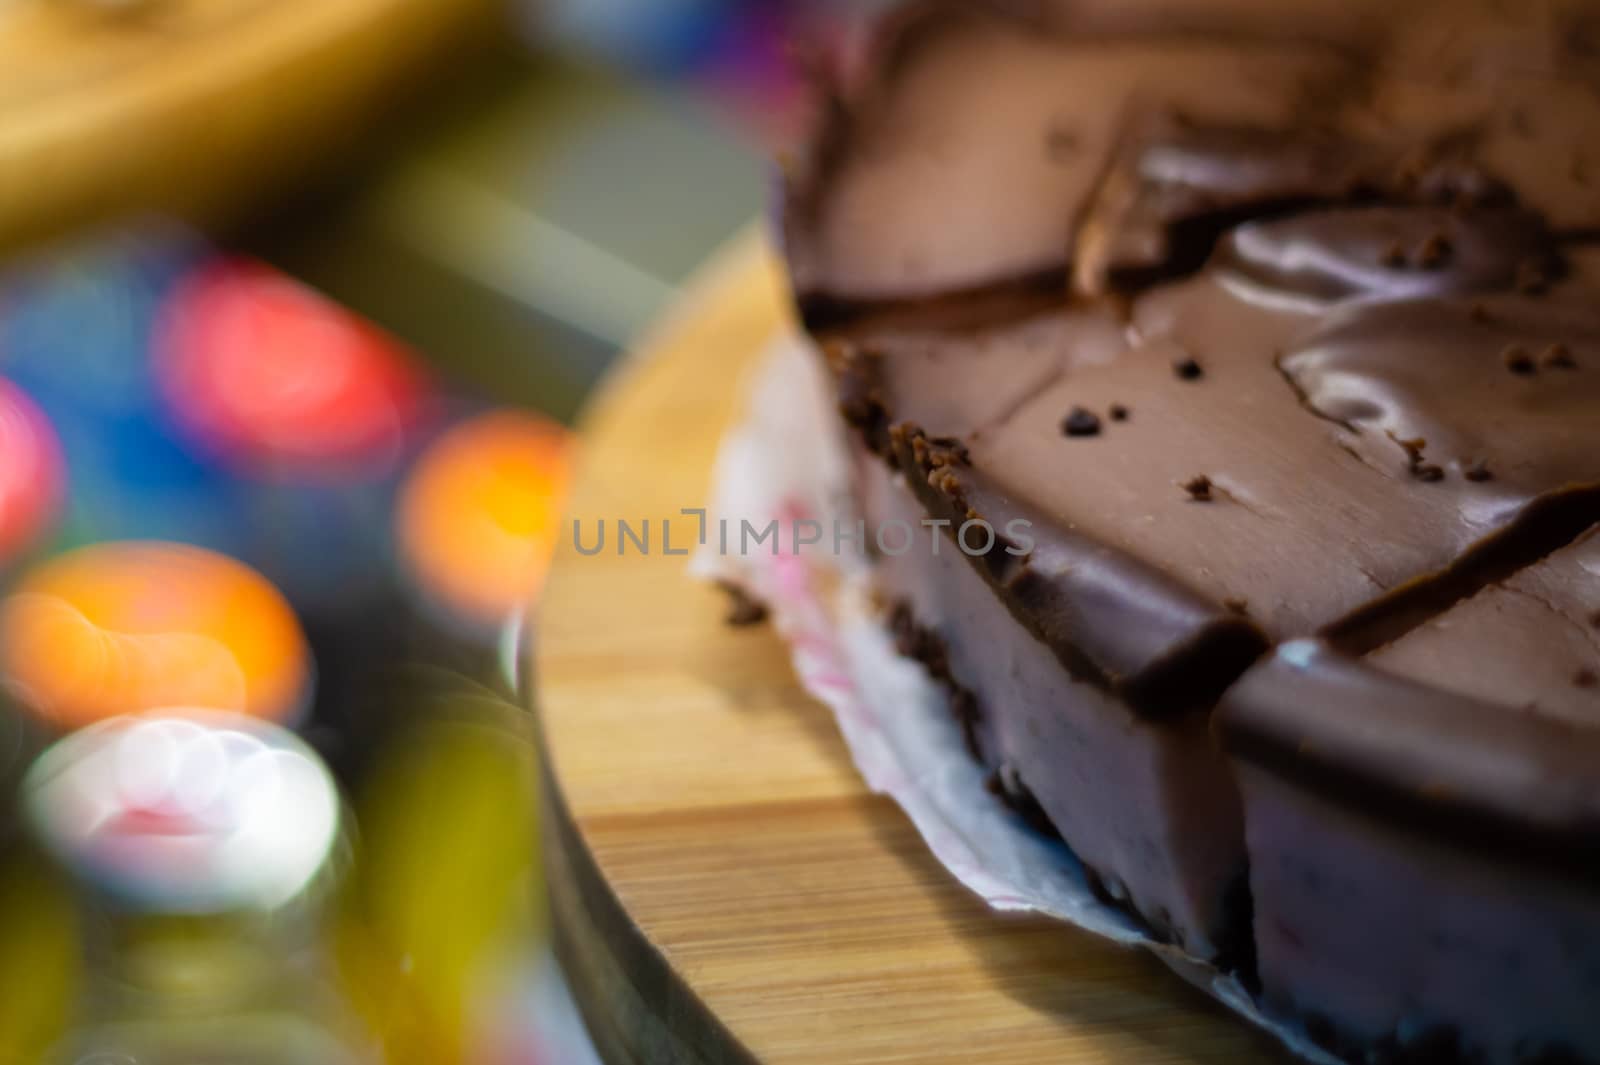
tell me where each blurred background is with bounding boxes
[0,1,879,1060]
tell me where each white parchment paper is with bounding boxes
[692,335,1338,1065]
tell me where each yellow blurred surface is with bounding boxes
[0,846,80,1064]
[337,685,541,1065]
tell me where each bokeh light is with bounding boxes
[23,712,340,913]
[154,259,429,480]
[0,542,311,730]
[0,376,65,567]
[396,411,570,636]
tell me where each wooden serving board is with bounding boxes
[534,231,1287,1065]
[0,0,490,251]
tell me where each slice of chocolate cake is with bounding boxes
[781,2,1600,1061]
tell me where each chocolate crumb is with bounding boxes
[1223,597,1250,616]
[1502,345,1537,376]
[1591,610,1600,630]
[1390,434,1451,484]
[1062,407,1102,437]
[1174,357,1205,381]
[1463,458,1494,483]
[1540,342,1578,370]
[1395,436,1427,458]
[1109,404,1130,422]
[1575,669,1599,689]
[1415,233,1453,269]
[717,581,769,628]
[925,435,971,466]
[1182,475,1214,502]
[1380,241,1408,269]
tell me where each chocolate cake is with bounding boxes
[780,2,1600,1062]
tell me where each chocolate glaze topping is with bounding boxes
[1280,297,1600,518]
[783,3,1358,319]
[1374,528,1600,728]
[1219,206,1561,301]
[1216,639,1600,882]
[1071,120,1529,298]
[889,422,1268,717]
[785,1,1600,323]
[1071,121,1390,298]
[961,275,1600,650]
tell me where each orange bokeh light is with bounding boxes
[397,411,571,634]
[0,542,311,730]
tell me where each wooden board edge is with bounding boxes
[541,741,762,1065]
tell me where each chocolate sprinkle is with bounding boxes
[1182,475,1215,501]
[1174,357,1205,381]
[1575,669,1599,690]
[1223,597,1250,616]
[1463,458,1494,483]
[1412,463,1446,483]
[1062,407,1103,437]
[1502,345,1537,376]
[1109,404,1130,422]
[1380,241,1408,268]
